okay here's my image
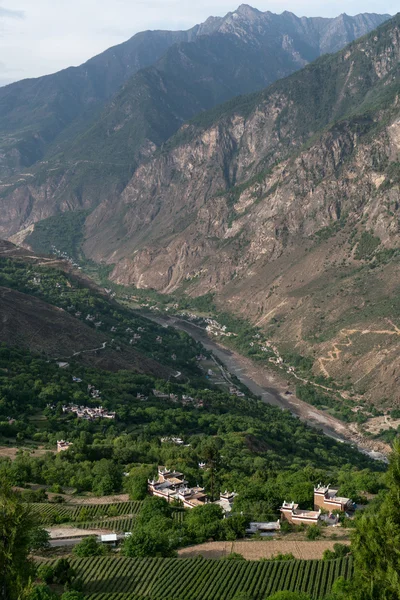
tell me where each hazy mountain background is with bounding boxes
[0,6,389,214]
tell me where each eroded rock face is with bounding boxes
[0,10,391,238]
[78,17,400,406]
[79,17,400,297]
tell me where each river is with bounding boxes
[141,312,388,462]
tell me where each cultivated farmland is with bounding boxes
[30,501,142,525]
[46,556,353,599]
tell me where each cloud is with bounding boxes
[0,6,25,19]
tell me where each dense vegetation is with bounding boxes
[0,251,395,600]
[0,340,383,510]
[25,212,89,261]
[0,254,384,515]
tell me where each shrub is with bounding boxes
[306,524,321,540]
[73,536,106,557]
[27,585,57,600]
[222,552,245,560]
[271,552,296,561]
[36,564,55,584]
[61,592,85,600]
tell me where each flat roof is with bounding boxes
[101,534,118,542]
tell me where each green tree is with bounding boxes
[202,439,222,501]
[28,527,50,552]
[127,466,153,501]
[122,516,177,558]
[73,536,106,557]
[36,564,55,584]
[52,559,75,585]
[305,524,321,540]
[221,513,248,541]
[0,481,37,600]
[185,503,223,543]
[350,439,400,599]
[122,496,178,558]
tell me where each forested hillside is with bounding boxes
[0,245,383,510]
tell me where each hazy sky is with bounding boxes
[0,0,396,86]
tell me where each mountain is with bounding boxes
[76,14,400,407]
[0,28,200,179]
[62,9,391,166]
[0,7,390,240]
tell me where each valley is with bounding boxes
[129,309,390,460]
[1,6,400,600]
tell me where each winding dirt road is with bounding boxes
[318,319,400,378]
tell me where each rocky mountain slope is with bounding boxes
[0,7,389,239]
[77,14,400,406]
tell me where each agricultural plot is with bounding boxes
[30,501,142,525]
[77,509,185,532]
[77,518,138,533]
[51,556,353,599]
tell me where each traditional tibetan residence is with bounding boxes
[314,484,353,512]
[148,467,207,509]
[57,440,73,452]
[280,501,321,525]
[214,490,237,513]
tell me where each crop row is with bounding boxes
[30,502,143,524]
[50,556,353,599]
[77,518,138,532]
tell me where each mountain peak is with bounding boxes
[235,4,261,17]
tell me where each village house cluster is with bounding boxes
[148,469,354,533]
[148,467,236,511]
[161,437,186,446]
[280,484,354,525]
[152,389,204,407]
[62,404,116,420]
[51,245,82,270]
[205,318,236,338]
[229,386,245,397]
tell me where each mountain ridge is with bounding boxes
[75,13,400,407]
[0,7,390,235]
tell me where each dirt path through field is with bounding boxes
[178,540,339,560]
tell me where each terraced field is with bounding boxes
[46,556,353,599]
[76,508,185,532]
[77,518,138,533]
[30,502,143,525]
